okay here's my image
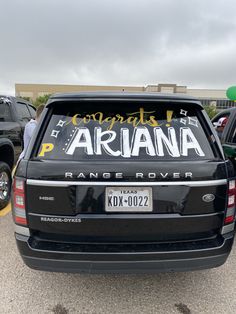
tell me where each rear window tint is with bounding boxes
[36,101,214,161]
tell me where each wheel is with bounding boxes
[0,162,12,210]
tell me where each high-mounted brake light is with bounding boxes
[224,179,236,226]
[13,178,27,226]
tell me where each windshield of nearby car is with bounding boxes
[36,101,215,161]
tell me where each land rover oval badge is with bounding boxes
[202,194,215,202]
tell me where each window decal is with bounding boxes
[38,143,54,157]
[38,107,207,160]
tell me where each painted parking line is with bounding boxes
[0,203,11,217]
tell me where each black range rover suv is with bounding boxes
[13,92,235,273]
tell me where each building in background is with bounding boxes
[15,83,235,109]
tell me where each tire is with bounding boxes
[0,162,12,210]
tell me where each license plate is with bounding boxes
[105,187,153,212]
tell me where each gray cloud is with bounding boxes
[1,0,236,94]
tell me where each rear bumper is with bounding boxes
[15,233,234,273]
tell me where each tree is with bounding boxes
[33,94,51,108]
[19,96,32,102]
[203,104,217,119]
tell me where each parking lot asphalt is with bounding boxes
[0,203,11,217]
[1,211,236,314]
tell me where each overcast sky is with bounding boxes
[1,0,236,94]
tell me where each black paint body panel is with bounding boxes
[14,92,235,272]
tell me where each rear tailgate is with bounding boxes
[26,160,227,242]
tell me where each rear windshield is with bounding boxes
[36,101,215,161]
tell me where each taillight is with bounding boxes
[224,179,236,225]
[13,178,27,226]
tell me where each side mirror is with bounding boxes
[222,144,236,158]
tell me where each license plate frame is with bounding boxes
[105,186,153,212]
